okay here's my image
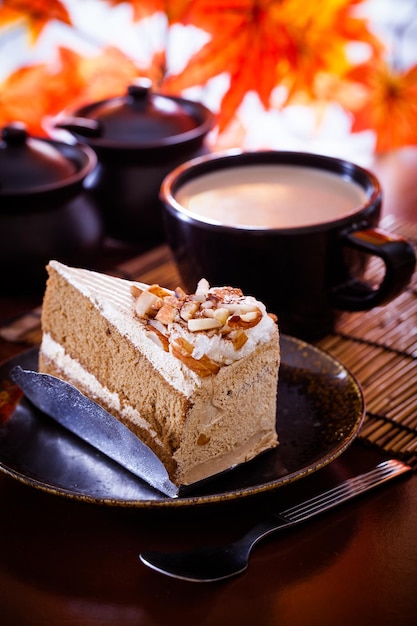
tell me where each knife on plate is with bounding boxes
[10,366,179,498]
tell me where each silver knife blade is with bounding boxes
[10,366,179,498]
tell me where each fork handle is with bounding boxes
[237,514,295,553]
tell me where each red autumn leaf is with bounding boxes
[346,59,417,152]
[0,0,71,43]
[163,0,380,132]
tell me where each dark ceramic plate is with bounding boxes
[0,336,364,508]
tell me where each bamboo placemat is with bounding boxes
[1,215,416,465]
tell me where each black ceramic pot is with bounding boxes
[0,123,103,295]
[53,79,215,245]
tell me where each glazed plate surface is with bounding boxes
[0,336,364,508]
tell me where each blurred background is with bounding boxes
[1,0,417,166]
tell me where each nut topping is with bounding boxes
[131,279,273,376]
[155,303,177,325]
[148,284,172,298]
[145,324,170,351]
[171,337,220,376]
[188,317,223,332]
[194,278,210,302]
[232,329,248,350]
[227,309,263,329]
[180,300,200,321]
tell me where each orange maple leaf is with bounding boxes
[72,47,145,106]
[0,46,148,136]
[0,50,80,135]
[273,0,382,103]
[0,0,71,43]
[163,0,294,130]
[101,1,195,83]
[104,0,195,23]
[346,59,417,152]
[163,0,379,132]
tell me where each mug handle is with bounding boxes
[332,227,416,311]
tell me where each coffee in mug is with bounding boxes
[161,151,416,340]
[175,165,368,228]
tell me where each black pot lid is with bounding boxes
[0,123,77,193]
[55,78,214,149]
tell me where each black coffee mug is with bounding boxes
[160,151,416,340]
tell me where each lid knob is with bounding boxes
[1,122,28,146]
[127,78,153,101]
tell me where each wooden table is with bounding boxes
[0,149,416,626]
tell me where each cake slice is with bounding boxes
[39,260,280,486]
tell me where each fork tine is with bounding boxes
[281,460,409,523]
